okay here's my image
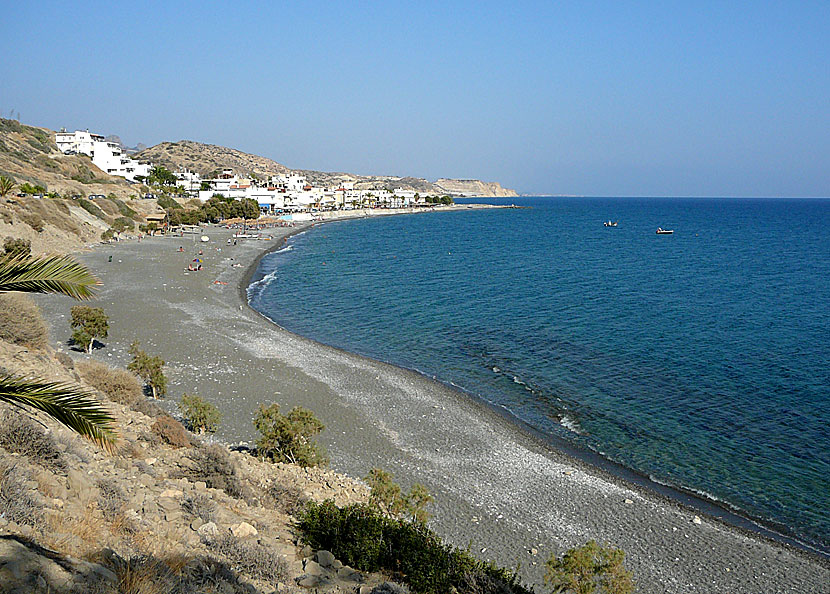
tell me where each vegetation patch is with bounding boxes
[0,455,43,526]
[76,360,142,408]
[205,533,288,583]
[181,444,243,498]
[77,198,107,220]
[0,292,49,349]
[0,408,66,472]
[151,415,192,448]
[298,500,531,594]
[3,236,31,258]
[182,492,218,523]
[254,403,327,467]
[180,393,221,434]
[69,305,108,353]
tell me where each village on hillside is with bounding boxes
[55,129,456,216]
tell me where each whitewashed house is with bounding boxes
[55,129,151,182]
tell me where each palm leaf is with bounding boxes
[0,254,100,299]
[0,375,116,451]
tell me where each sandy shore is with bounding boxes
[35,212,829,593]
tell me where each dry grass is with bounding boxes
[180,445,243,499]
[76,360,143,408]
[0,292,49,349]
[205,533,289,583]
[0,454,43,526]
[151,416,191,449]
[0,409,65,471]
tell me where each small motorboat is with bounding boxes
[656,227,674,234]
[604,220,618,227]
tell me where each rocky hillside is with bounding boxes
[138,139,518,196]
[136,141,291,179]
[0,296,405,594]
[0,119,136,201]
[0,119,165,253]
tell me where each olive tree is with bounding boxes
[70,305,108,353]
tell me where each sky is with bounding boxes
[1,1,828,196]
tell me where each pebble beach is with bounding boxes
[35,212,830,593]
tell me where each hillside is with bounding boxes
[0,119,165,253]
[138,139,518,196]
[136,140,291,179]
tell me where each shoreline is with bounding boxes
[34,210,830,593]
[242,215,828,561]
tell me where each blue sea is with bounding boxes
[248,197,830,554]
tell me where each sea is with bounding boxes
[247,196,830,555]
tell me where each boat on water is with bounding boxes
[656,227,674,234]
[604,220,618,227]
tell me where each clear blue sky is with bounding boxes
[1,1,828,196]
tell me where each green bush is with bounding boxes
[70,305,108,353]
[127,341,167,398]
[366,467,432,524]
[112,216,134,232]
[110,196,138,219]
[78,198,107,219]
[180,393,221,434]
[254,403,327,467]
[297,501,530,594]
[157,194,183,210]
[545,540,634,594]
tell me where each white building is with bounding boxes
[55,129,151,182]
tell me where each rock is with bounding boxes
[624,499,634,504]
[693,515,702,525]
[303,559,323,576]
[530,547,538,556]
[230,521,257,538]
[159,489,183,498]
[165,510,183,522]
[297,574,321,587]
[336,566,363,582]
[197,522,218,537]
[190,518,204,531]
[194,481,207,490]
[158,498,179,512]
[138,473,154,487]
[316,549,335,567]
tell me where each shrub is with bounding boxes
[76,360,142,407]
[205,533,288,583]
[112,216,134,232]
[20,211,44,232]
[111,198,137,219]
[298,501,530,594]
[151,415,191,448]
[101,228,115,241]
[77,198,107,219]
[0,293,49,349]
[545,540,634,594]
[127,341,167,398]
[254,403,327,467]
[97,477,128,522]
[182,492,218,523]
[70,305,108,354]
[181,444,243,498]
[0,455,43,525]
[264,480,309,516]
[180,393,221,434]
[366,467,432,524]
[157,195,183,210]
[3,236,31,258]
[0,409,65,471]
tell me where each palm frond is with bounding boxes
[0,254,100,299]
[0,375,116,451]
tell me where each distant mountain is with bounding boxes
[137,140,518,196]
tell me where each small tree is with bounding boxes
[70,305,108,354]
[180,393,221,434]
[254,403,327,467]
[127,340,167,398]
[545,540,634,594]
[3,237,31,258]
[0,176,15,199]
[366,467,433,524]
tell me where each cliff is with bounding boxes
[434,178,518,197]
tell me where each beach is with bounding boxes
[35,213,830,593]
